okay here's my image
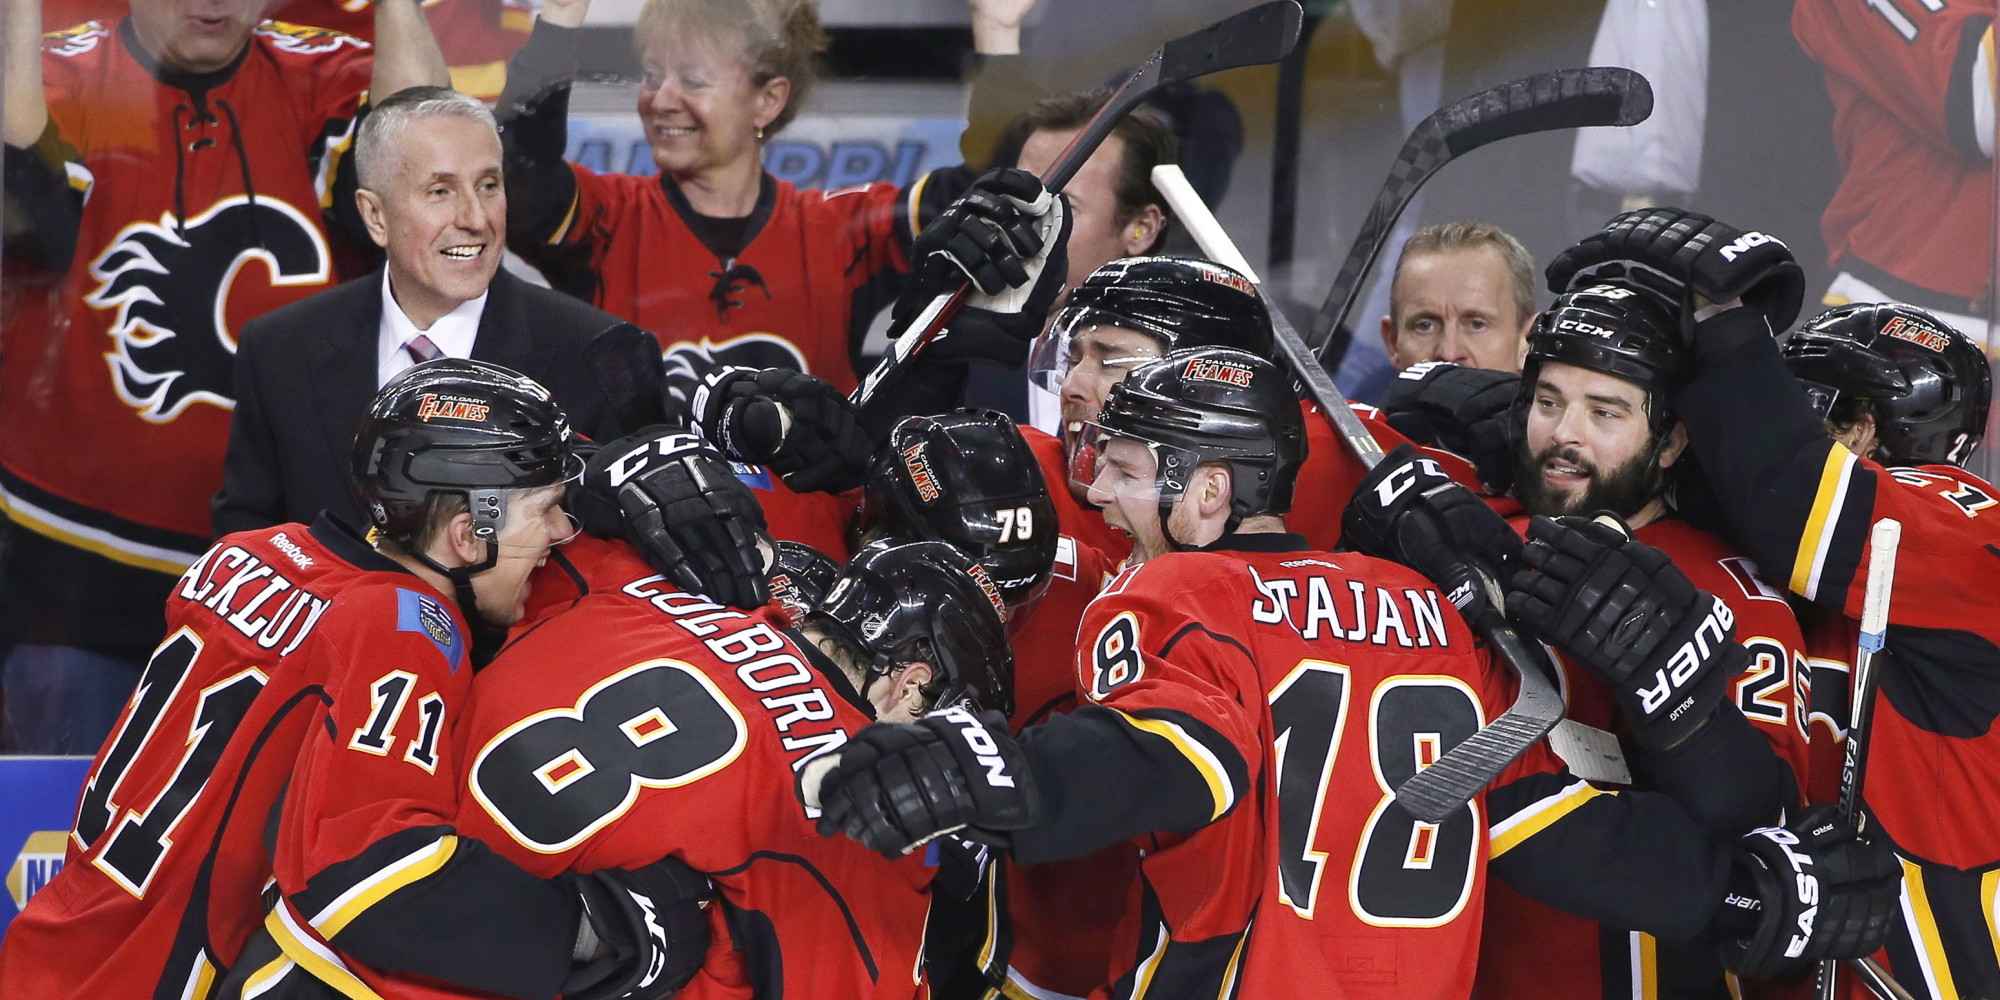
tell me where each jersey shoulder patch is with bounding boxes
[43,21,108,57]
[254,20,369,55]
[396,588,465,672]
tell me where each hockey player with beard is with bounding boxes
[805,346,1899,1000]
[1477,282,1814,1000]
[1549,206,2000,1000]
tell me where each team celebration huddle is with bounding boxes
[0,0,1993,997]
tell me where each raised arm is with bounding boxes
[496,0,586,250]
[369,0,449,101]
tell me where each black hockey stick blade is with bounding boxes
[851,1,1303,410]
[1395,622,1565,822]
[1309,66,1654,367]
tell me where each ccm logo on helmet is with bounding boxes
[415,393,492,423]
[1881,316,1952,353]
[1716,231,1784,262]
[1183,358,1254,387]
[940,706,1016,788]
[1637,593,1736,718]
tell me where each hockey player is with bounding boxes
[448,535,1013,999]
[0,360,710,1000]
[1478,283,1814,1000]
[1548,207,2000,1000]
[808,346,1899,998]
[0,0,451,753]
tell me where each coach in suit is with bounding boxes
[215,86,663,537]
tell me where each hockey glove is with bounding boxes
[692,367,877,494]
[896,168,1071,366]
[1544,206,1805,335]
[1506,514,1739,750]
[1381,362,1522,494]
[571,427,773,610]
[562,857,713,1000]
[1718,804,1900,979]
[804,706,1040,859]
[1341,442,1524,624]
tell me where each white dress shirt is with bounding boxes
[376,270,488,387]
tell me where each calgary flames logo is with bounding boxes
[42,21,108,57]
[664,333,808,382]
[86,196,328,422]
[255,21,368,55]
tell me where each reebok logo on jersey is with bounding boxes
[1716,231,1784,262]
[88,196,329,422]
[1881,315,1952,353]
[415,393,492,423]
[270,532,314,570]
[1183,358,1254,387]
[900,442,943,504]
[940,707,1015,788]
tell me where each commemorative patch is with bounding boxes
[397,589,465,672]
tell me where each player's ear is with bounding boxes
[889,662,934,722]
[440,510,484,566]
[355,188,390,250]
[1122,204,1165,256]
[1199,465,1232,518]
[1657,421,1689,471]
[1512,313,1537,372]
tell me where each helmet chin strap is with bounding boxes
[409,533,509,668]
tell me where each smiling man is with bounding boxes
[216,85,665,537]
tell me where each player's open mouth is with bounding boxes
[440,245,483,260]
[1542,457,1588,485]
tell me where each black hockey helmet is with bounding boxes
[859,409,1058,608]
[352,358,579,554]
[810,539,1016,717]
[1519,282,1692,433]
[767,541,839,627]
[1078,347,1307,538]
[1030,255,1274,392]
[1783,302,1992,467]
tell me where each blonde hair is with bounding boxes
[634,0,828,135]
[1391,220,1537,324]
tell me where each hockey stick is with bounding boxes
[849,0,1305,412]
[1308,67,1655,371]
[1154,163,1563,823]
[1817,518,1904,1000]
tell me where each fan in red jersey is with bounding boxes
[810,346,1900,999]
[0,0,448,753]
[1477,282,1814,1000]
[1550,207,2000,1000]
[0,361,710,1000]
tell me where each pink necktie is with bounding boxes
[406,334,442,364]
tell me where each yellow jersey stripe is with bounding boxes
[1899,856,1960,1000]
[550,189,580,245]
[905,170,933,232]
[1791,446,1855,599]
[1982,868,2000,987]
[0,485,200,573]
[239,954,295,1000]
[313,835,459,936]
[1127,921,1171,1000]
[1114,710,1236,821]
[1631,931,1658,1000]
[266,905,384,1000]
[1489,780,1602,858]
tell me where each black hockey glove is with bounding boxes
[691,367,877,494]
[562,857,713,1000]
[1506,514,1740,750]
[803,706,1040,859]
[1544,206,1806,336]
[1341,442,1524,624]
[895,168,1071,366]
[1717,804,1900,979]
[571,427,773,610]
[1381,362,1522,494]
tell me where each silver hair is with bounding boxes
[354,87,498,192]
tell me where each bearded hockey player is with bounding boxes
[807,346,1900,999]
[449,535,1011,1000]
[1479,283,1814,1000]
[1550,207,2000,1000]
[0,361,709,1000]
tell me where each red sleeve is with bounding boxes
[1794,0,1993,155]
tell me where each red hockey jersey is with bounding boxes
[0,517,399,1000]
[262,0,533,100]
[0,18,369,560]
[1477,515,1812,1000]
[452,540,934,1000]
[1793,0,1994,302]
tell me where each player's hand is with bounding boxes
[1381,362,1521,494]
[1717,804,1900,979]
[692,367,876,494]
[563,857,713,1000]
[1544,207,1805,335]
[1341,442,1523,623]
[897,168,1071,366]
[1506,514,1740,750]
[570,427,773,609]
[804,706,1039,859]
